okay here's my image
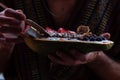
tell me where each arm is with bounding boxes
[88,10,120,79]
[88,51,120,80]
[0,42,15,72]
[0,8,26,72]
[49,50,120,80]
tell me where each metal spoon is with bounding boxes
[25,19,51,37]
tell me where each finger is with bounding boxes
[48,54,87,66]
[4,8,26,20]
[100,33,111,39]
[0,26,22,33]
[56,51,73,61]
[48,54,64,65]
[0,32,3,36]
[16,10,24,13]
[85,51,98,62]
[0,32,22,43]
[5,37,23,43]
[0,16,21,25]
[0,34,5,41]
[48,54,86,66]
[0,10,5,15]
[70,49,86,61]
[0,33,6,43]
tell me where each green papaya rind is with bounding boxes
[23,36,114,55]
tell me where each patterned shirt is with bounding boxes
[0,0,120,80]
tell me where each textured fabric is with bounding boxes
[0,0,120,80]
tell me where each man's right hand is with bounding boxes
[0,8,26,49]
[0,8,26,71]
[0,8,26,39]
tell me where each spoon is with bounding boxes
[25,19,51,37]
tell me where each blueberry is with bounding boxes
[90,37,96,41]
[83,36,90,41]
[77,37,82,40]
[92,34,97,38]
[96,37,103,41]
[100,36,106,40]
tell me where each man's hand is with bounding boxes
[48,49,100,66]
[0,8,26,71]
[0,8,26,41]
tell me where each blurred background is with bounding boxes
[0,73,4,80]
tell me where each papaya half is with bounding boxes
[22,32,114,55]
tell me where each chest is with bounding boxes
[47,0,77,26]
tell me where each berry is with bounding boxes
[96,37,103,41]
[83,36,90,41]
[90,37,96,41]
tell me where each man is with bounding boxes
[0,0,120,80]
